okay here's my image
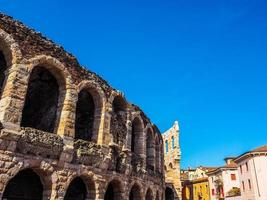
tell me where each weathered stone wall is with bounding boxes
[0,13,165,200]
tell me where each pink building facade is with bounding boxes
[234,146,267,200]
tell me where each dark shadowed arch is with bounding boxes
[169,163,173,170]
[156,191,160,200]
[155,136,160,172]
[165,187,174,200]
[111,96,127,144]
[146,189,154,200]
[21,66,60,133]
[145,188,153,200]
[75,89,95,141]
[146,128,155,171]
[64,177,88,200]
[129,184,141,200]
[104,180,122,200]
[0,51,7,95]
[131,117,143,155]
[3,169,43,200]
[112,96,127,113]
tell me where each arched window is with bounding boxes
[3,169,43,200]
[145,188,154,200]
[129,184,141,200]
[0,51,7,94]
[131,118,143,155]
[146,129,155,171]
[111,96,127,144]
[171,136,175,149]
[165,187,174,200]
[21,66,59,133]
[75,89,95,141]
[165,140,169,153]
[169,163,173,169]
[156,191,160,200]
[104,180,122,200]
[155,137,160,171]
[64,177,88,200]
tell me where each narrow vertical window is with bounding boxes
[171,136,175,149]
[165,140,168,153]
[248,179,251,190]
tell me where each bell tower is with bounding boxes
[162,121,182,200]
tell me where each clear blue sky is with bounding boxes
[2,0,267,168]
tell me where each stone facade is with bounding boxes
[162,121,181,200]
[0,13,165,200]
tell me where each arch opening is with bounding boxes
[169,163,173,170]
[3,169,43,200]
[155,137,160,172]
[129,184,141,200]
[0,51,7,95]
[75,89,95,141]
[111,96,127,145]
[131,118,143,155]
[145,189,153,200]
[146,129,155,171]
[104,180,122,200]
[156,191,160,200]
[165,187,175,200]
[21,66,60,133]
[64,177,88,200]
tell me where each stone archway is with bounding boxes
[110,95,127,145]
[131,117,143,155]
[75,89,95,141]
[2,169,43,200]
[129,184,141,200]
[21,66,60,133]
[0,51,7,95]
[165,187,175,200]
[104,180,122,200]
[146,128,155,171]
[145,188,153,200]
[155,191,160,200]
[64,177,87,200]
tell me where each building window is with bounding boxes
[171,136,175,149]
[248,179,251,190]
[231,174,236,181]
[242,181,245,191]
[165,140,168,153]
[240,165,243,174]
[246,162,249,171]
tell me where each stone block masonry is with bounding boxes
[0,13,165,200]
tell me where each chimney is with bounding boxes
[224,157,236,165]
